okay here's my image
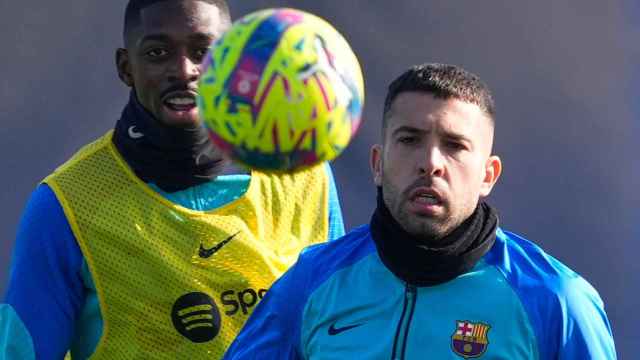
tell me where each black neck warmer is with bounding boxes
[370,187,498,286]
[112,92,227,192]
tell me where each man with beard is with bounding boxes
[0,1,344,359]
[223,63,616,359]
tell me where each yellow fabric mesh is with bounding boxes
[45,131,329,359]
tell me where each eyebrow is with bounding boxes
[138,34,171,45]
[391,125,472,143]
[138,32,215,46]
[442,132,471,144]
[391,126,422,138]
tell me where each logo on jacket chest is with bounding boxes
[451,320,491,358]
[171,288,268,343]
[171,292,221,343]
[198,231,241,259]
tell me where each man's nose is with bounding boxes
[419,145,445,177]
[169,55,200,83]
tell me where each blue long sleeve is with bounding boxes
[1,184,85,359]
[485,230,617,359]
[556,276,616,359]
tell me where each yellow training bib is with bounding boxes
[45,131,329,359]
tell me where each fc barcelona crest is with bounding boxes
[451,320,491,358]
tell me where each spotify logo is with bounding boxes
[171,292,221,343]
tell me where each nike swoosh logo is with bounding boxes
[328,322,364,336]
[199,231,240,259]
[128,126,144,139]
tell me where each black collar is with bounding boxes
[370,188,498,286]
[112,92,227,192]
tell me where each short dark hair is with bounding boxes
[383,63,495,132]
[123,0,231,44]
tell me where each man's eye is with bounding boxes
[196,48,209,57]
[398,136,418,145]
[446,141,466,151]
[193,48,209,62]
[146,48,168,57]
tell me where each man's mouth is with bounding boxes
[412,193,440,205]
[408,187,444,214]
[409,187,443,204]
[162,92,197,112]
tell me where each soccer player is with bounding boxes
[0,1,344,358]
[223,64,617,359]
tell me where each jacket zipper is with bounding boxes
[391,284,417,360]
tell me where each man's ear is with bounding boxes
[479,155,502,197]
[116,48,134,87]
[370,144,383,187]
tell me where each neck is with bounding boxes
[370,187,498,286]
[112,91,227,192]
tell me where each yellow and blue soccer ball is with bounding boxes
[197,8,364,172]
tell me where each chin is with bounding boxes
[162,116,201,128]
[402,219,442,239]
[157,105,201,128]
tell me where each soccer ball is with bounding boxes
[197,8,364,172]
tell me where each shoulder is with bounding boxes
[288,225,376,291]
[487,228,600,301]
[485,228,612,358]
[299,225,375,268]
[44,132,113,183]
[18,184,71,232]
[13,183,83,271]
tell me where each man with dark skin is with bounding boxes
[0,1,345,358]
[117,0,228,128]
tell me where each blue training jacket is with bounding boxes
[224,225,616,359]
